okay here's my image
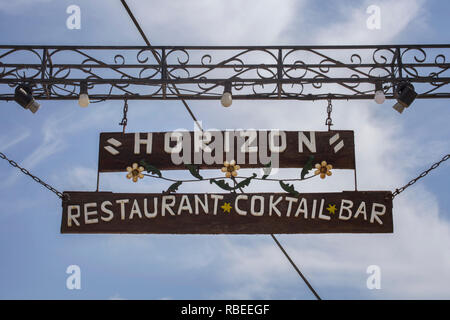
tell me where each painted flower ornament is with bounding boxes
[221,160,240,178]
[314,161,332,179]
[126,163,145,182]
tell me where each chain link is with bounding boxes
[392,154,450,199]
[119,98,128,133]
[0,151,66,200]
[325,98,333,131]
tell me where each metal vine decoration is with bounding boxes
[0,44,449,101]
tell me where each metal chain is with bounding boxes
[392,154,450,199]
[119,98,128,133]
[0,151,66,200]
[325,98,333,131]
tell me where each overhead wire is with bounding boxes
[120,0,203,131]
[119,0,321,299]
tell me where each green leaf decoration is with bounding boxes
[210,179,234,191]
[139,160,162,177]
[262,161,272,180]
[210,173,257,192]
[235,173,257,189]
[279,180,299,197]
[164,181,182,194]
[185,164,203,180]
[301,155,315,180]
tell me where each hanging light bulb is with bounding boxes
[374,90,385,104]
[221,81,232,107]
[78,81,90,107]
[374,81,385,104]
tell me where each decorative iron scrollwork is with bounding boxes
[0,45,448,101]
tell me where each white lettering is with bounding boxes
[339,199,353,220]
[84,202,98,224]
[134,133,152,154]
[235,195,248,216]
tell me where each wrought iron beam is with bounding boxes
[0,44,449,101]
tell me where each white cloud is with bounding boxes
[62,166,98,191]
[109,293,125,300]
[127,0,303,44]
[0,129,30,151]
[313,0,428,44]
[0,103,117,188]
[0,0,53,14]
[20,112,70,169]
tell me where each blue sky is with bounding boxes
[0,0,449,299]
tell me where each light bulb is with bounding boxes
[78,93,90,107]
[374,90,385,104]
[221,92,232,107]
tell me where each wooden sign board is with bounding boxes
[61,191,393,234]
[98,130,355,172]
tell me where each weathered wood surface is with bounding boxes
[98,130,355,172]
[61,191,393,234]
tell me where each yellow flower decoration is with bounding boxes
[314,161,332,179]
[126,163,145,182]
[221,160,240,178]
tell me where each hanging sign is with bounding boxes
[98,130,355,172]
[61,191,393,234]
